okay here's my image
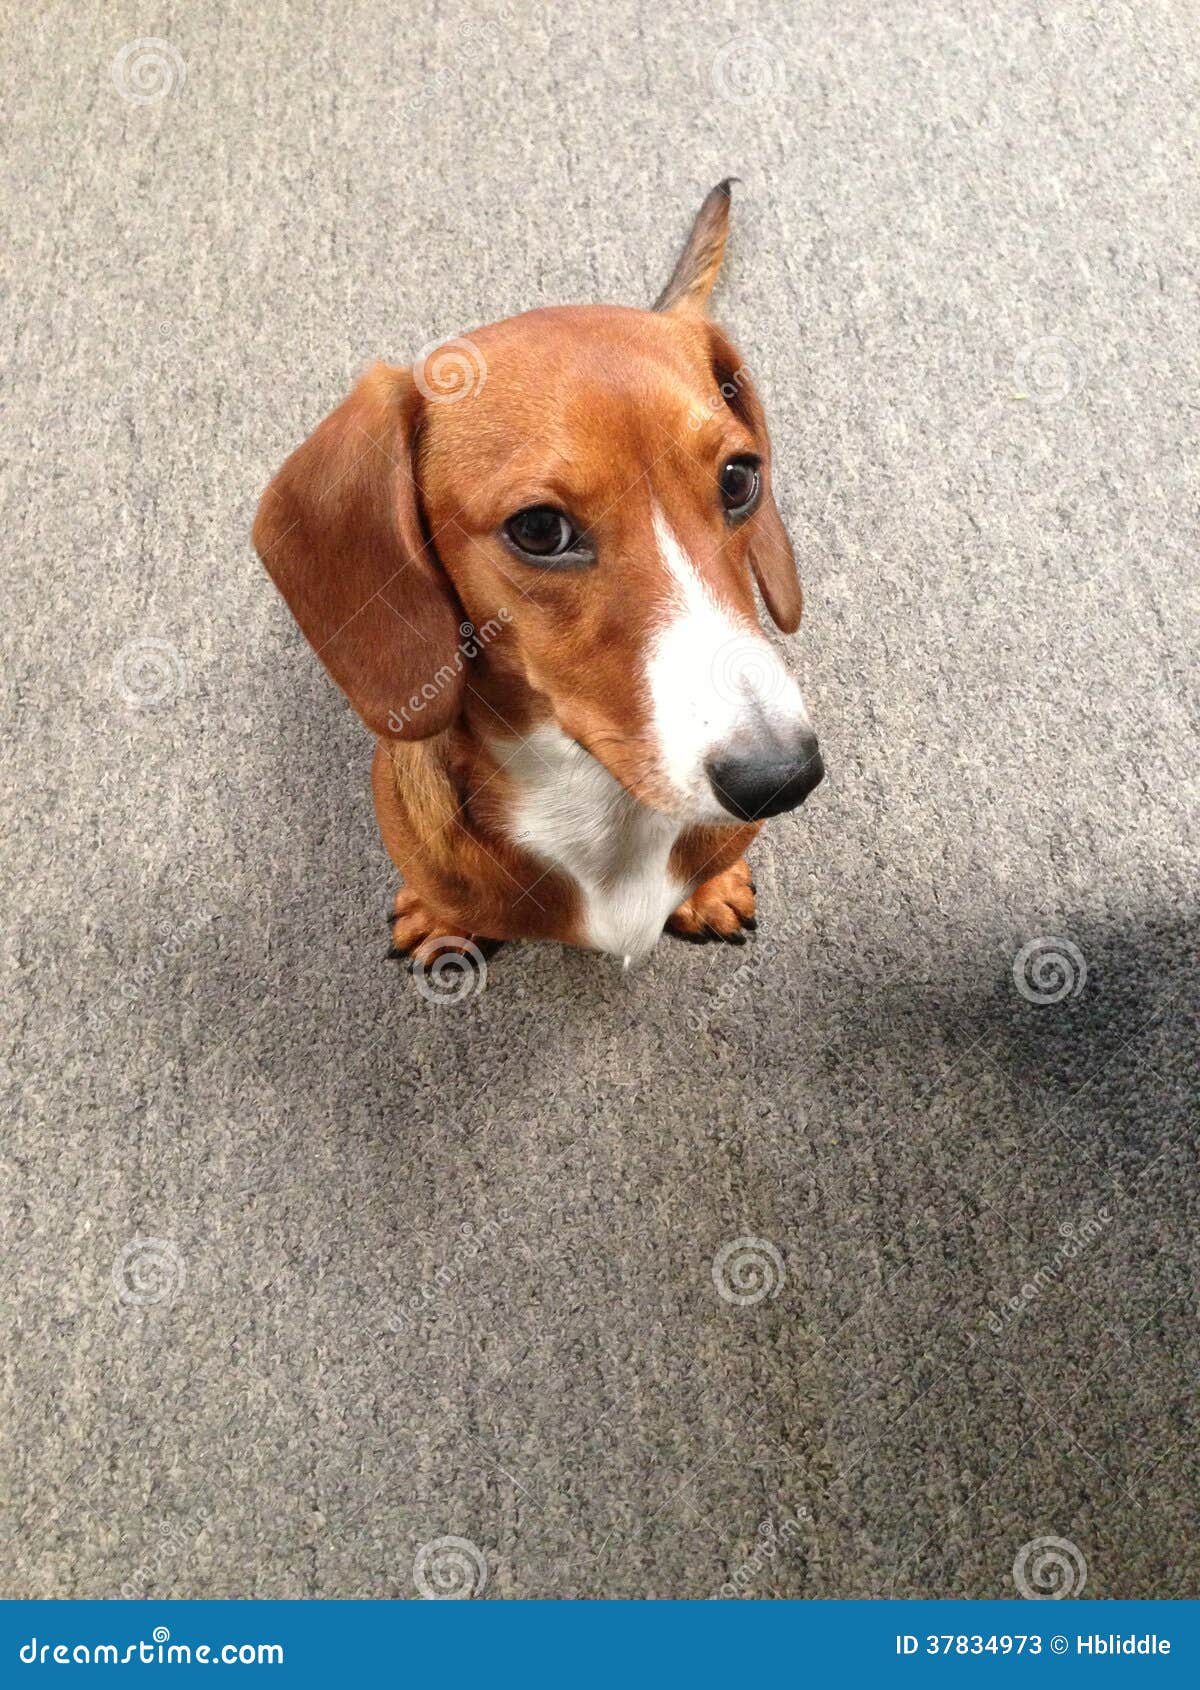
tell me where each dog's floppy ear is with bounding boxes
[654,178,737,315]
[252,362,464,739]
[706,325,803,634]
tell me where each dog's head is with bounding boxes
[254,181,821,824]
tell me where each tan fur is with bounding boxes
[254,184,807,960]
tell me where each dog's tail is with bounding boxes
[652,177,738,315]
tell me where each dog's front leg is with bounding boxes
[369,739,503,966]
[666,824,761,945]
[371,739,585,964]
[667,859,757,945]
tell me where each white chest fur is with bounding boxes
[499,723,685,961]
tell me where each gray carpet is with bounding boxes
[3,0,1197,1600]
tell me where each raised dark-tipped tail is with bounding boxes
[652,177,739,314]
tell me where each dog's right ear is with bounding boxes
[252,362,464,739]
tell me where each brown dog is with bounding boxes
[253,182,823,971]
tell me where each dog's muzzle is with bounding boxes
[706,729,824,821]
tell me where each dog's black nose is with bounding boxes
[706,735,824,821]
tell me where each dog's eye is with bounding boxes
[719,456,762,519]
[503,506,589,565]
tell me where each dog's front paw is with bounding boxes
[666,859,756,945]
[387,886,496,975]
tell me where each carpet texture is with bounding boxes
[3,0,1197,1599]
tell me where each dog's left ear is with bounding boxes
[706,324,803,634]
